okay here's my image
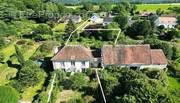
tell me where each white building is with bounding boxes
[103,17,114,26]
[155,16,177,28]
[51,45,167,72]
[51,45,101,72]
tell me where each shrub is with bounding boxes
[69,73,88,90]
[0,53,4,62]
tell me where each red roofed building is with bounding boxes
[51,45,101,72]
[51,45,167,72]
[101,45,167,69]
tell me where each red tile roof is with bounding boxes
[102,45,167,65]
[51,45,92,61]
[151,50,167,65]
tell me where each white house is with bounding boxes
[90,14,103,24]
[103,17,114,26]
[51,45,167,72]
[51,45,101,72]
[155,16,177,28]
[71,15,82,24]
[101,45,167,70]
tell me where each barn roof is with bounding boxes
[102,45,167,65]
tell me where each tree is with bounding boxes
[125,20,152,38]
[99,66,172,103]
[0,37,6,48]
[112,4,126,13]
[12,60,46,91]
[33,24,53,40]
[100,22,120,40]
[156,9,164,16]
[14,44,25,66]
[65,19,76,38]
[114,12,128,30]
[69,73,88,90]
[82,2,93,11]
[99,2,112,12]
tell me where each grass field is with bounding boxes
[136,3,180,11]
[0,86,19,103]
[168,76,180,103]
[66,3,180,12]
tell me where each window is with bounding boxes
[71,61,75,66]
[60,62,65,67]
[82,61,85,66]
[82,68,86,72]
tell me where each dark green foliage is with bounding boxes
[99,2,112,12]
[163,29,180,40]
[100,22,120,40]
[0,37,6,48]
[12,60,46,92]
[114,12,128,30]
[99,66,172,103]
[82,2,93,11]
[0,86,19,103]
[69,73,88,90]
[125,20,152,38]
[65,19,76,35]
[14,44,25,66]
[33,24,53,40]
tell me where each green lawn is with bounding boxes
[21,81,45,101]
[0,64,17,86]
[136,3,180,11]
[0,86,19,103]
[0,42,16,62]
[168,76,180,103]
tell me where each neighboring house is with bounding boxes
[51,45,101,72]
[71,15,82,24]
[90,14,103,24]
[51,45,167,72]
[103,17,114,26]
[139,11,152,18]
[155,16,177,28]
[101,45,167,69]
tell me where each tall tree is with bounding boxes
[114,12,128,30]
[14,45,25,66]
[65,19,76,38]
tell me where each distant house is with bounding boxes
[139,11,152,18]
[51,45,167,72]
[71,15,82,24]
[103,17,114,26]
[101,45,167,69]
[90,14,103,23]
[51,45,101,72]
[155,16,177,28]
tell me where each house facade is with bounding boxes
[155,16,177,28]
[51,45,167,72]
[103,17,114,26]
[51,45,101,72]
